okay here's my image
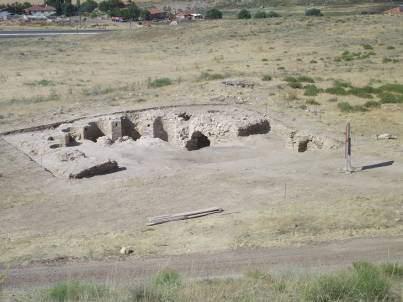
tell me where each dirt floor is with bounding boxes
[0,14,403,292]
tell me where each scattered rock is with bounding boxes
[96,136,112,145]
[115,136,132,143]
[381,104,400,111]
[120,246,134,255]
[222,79,255,88]
[376,133,397,140]
[58,150,87,162]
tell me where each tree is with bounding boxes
[79,0,97,13]
[140,8,150,20]
[4,2,31,14]
[62,0,76,16]
[205,8,222,19]
[127,2,140,20]
[238,9,251,19]
[98,0,124,13]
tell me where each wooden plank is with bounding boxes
[147,207,224,226]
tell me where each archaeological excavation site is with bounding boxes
[1,104,342,180]
[2,105,274,179]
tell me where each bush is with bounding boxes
[305,8,322,16]
[205,8,222,19]
[238,9,251,19]
[198,72,225,81]
[297,75,315,83]
[47,281,109,302]
[379,92,403,104]
[284,76,298,83]
[362,44,373,50]
[153,269,182,288]
[337,102,367,113]
[262,74,272,81]
[289,82,303,89]
[304,85,322,96]
[148,78,173,88]
[266,11,280,18]
[363,100,380,108]
[304,262,392,301]
[380,263,403,278]
[306,99,320,105]
[254,11,266,18]
[284,75,314,83]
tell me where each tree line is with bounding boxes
[0,0,148,18]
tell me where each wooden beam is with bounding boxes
[147,207,224,226]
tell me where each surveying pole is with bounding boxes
[345,122,352,173]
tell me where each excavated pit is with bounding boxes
[2,105,271,179]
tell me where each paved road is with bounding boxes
[3,236,403,289]
[0,29,111,38]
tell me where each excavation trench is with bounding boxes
[3,105,271,179]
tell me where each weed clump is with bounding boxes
[304,262,392,302]
[262,74,272,81]
[306,99,320,105]
[380,263,403,278]
[335,50,375,62]
[304,84,322,96]
[148,78,173,88]
[198,72,225,81]
[46,281,110,302]
[337,102,367,113]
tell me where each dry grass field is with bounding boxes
[0,14,403,270]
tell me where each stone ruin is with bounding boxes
[2,105,271,179]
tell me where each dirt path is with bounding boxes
[3,236,403,289]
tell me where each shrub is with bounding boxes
[379,92,403,104]
[361,44,373,50]
[380,263,403,278]
[379,83,403,94]
[254,11,266,18]
[363,100,380,108]
[289,82,303,89]
[198,72,225,81]
[337,102,367,113]
[306,99,320,105]
[205,8,222,19]
[304,85,322,96]
[148,78,173,88]
[267,11,280,17]
[284,76,298,83]
[297,75,315,83]
[304,262,392,301]
[262,74,272,81]
[46,281,109,302]
[238,9,251,19]
[349,86,377,98]
[153,269,182,288]
[305,8,322,16]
